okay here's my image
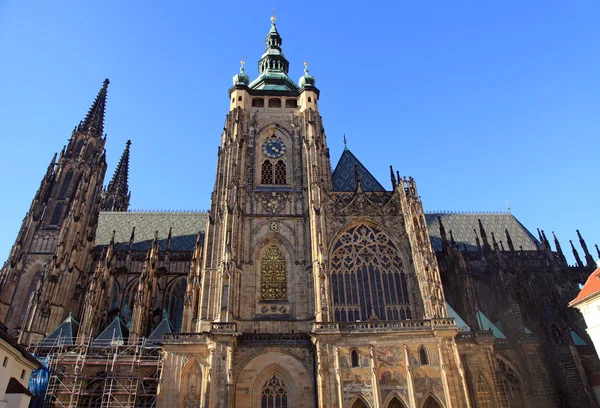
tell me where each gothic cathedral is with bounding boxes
[1,17,599,408]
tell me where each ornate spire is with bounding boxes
[101,140,131,212]
[552,231,565,260]
[595,244,600,261]
[570,240,585,268]
[577,229,596,267]
[258,14,289,75]
[78,79,109,136]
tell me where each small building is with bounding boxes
[571,265,600,404]
[0,323,41,408]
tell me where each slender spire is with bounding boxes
[78,79,109,136]
[390,165,397,190]
[449,230,456,247]
[570,240,585,268]
[477,219,491,252]
[595,244,600,261]
[541,230,551,249]
[491,232,499,251]
[344,134,348,150]
[101,140,131,212]
[552,231,565,260]
[438,217,448,251]
[577,229,596,267]
[505,228,514,251]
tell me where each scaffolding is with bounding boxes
[28,336,163,408]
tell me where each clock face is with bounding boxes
[262,138,286,159]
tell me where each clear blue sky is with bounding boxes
[0,1,598,265]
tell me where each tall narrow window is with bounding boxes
[274,160,286,184]
[260,246,287,301]
[50,203,64,226]
[476,375,494,408]
[58,170,73,200]
[351,350,359,367]
[261,375,288,408]
[261,161,273,184]
[419,346,429,365]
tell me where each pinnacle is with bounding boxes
[78,78,109,136]
[101,140,131,212]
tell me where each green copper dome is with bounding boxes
[233,61,250,86]
[299,62,316,88]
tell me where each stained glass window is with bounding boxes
[274,160,286,184]
[476,375,493,408]
[261,161,273,184]
[330,224,411,321]
[260,246,287,301]
[261,375,288,408]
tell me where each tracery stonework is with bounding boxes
[260,246,287,301]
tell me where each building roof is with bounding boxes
[147,318,172,345]
[92,317,129,346]
[38,315,79,347]
[570,266,600,307]
[5,377,33,397]
[95,211,207,251]
[426,212,540,252]
[0,324,41,368]
[332,149,387,192]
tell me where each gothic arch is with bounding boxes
[329,222,414,322]
[348,394,372,408]
[234,351,313,408]
[383,392,409,408]
[259,245,288,301]
[165,277,186,331]
[180,358,203,408]
[475,373,494,408]
[252,235,295,301]
[421,393,444,408]
[496,356,524,408]
[255,124,295,187]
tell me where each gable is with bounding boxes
[331,149,386,192]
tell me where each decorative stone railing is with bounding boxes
[210,322,238,333]
[312,318,456,334]
[162,333,210,343]
[239,333,312,345]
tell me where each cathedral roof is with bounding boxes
[147,318,172,345]
[426,212,540,252]
[95,211,207,251]
[331,149,386,192]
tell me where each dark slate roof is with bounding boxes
[6,377,33,397]
[92,317,129,346]
[147,318,172,345]
[39,315,79,347]
[332,149,386,192]
[95,211,208,252]
[426,213,540,252]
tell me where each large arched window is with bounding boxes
[261,375,288,408]
[260,246,287,301]
[261,160,273,184]
[166,278,186,331]
[497,358,524,407]
[274,160,286,184]
[330,224,410,321]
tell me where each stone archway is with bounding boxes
[233,351,314,408]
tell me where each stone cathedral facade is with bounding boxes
[1,17,600,408]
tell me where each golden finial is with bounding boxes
[304,61,309,74]
[271,9,276,23]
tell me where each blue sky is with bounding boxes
[0,1,598,265]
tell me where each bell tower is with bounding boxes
[184,14,331,334]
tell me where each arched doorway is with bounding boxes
[423,395,443,408]
[351,397,370,408]
[386,396,407,408]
